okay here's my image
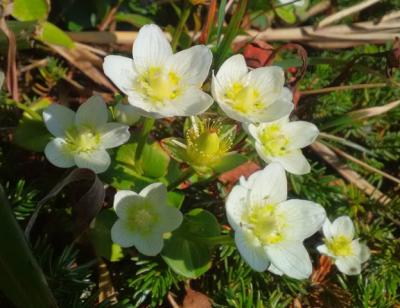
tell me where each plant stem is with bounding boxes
[196,235,234,246]
[300,82,389,95]
[167,167,194,191]
[171,4,191,52]
[135,117,155,162]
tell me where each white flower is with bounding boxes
[247,116,319,175]
[278,0,306,8]
[111,183,183,256]
[226,163,326,279]
[211,54,294,123]
[114,102,141,126]
[103,24,213,119]
[317,216,370,275]
[43,95,130,174]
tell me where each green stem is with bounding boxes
[171,4,191,52]
[135,117,155,162]
[196,235,234,246]
[6,99,42,121]
[167,167,195,191]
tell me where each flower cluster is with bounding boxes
[40,23,369,279]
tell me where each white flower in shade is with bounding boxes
[211,54,294,123]
[43,95,130,174]
[247,116,318,175]
[111,183,183,256]
[103,24,213,119]
[114,102,141,126]
[317,216,370,275]
[226,163,326,279]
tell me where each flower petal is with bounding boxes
[171,87,213,116]
[265,242,312,280]
[44,138,75,168]
[114,102,141,125]
[140,182,168,206]
[335,256,361,275]
[235,230,270,272]
[322,218,333,239]
[98,123,130,149]
[166,45,212,85]
[74,148,111,174]
[132,24,172,72]
[331,216,355,239]
[282,121,319,149]
[156,206,183,233]
[43,103,75,137]
[75,95,108,128]
[277,199,326,241]
[215,54,248,88]
[226,185,249,230]
[247,66,285,98]
[251,99,294,123]
[316,244,333,257]
[359,243,370,263]
[103,55,137,94]
[249,163,287,205]
[111,219,136,247]
[113,190,142,218]
[268,264,283,276]
[272,150,311,175]
[132,231,164,256]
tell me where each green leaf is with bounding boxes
[0,185,57,307]
[141,141,170,178]
[38,22,75,49]
[275,6,297,24]
[161,137,187,163]
[167,191,185,209]
[89,209,123,262]
[14,98,52,152]
[162,209,221,278]
[12,0,49,21]
[213,153,248,174]
[114,13,153,28]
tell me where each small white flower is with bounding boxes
[114,102,141,126]
[317,216,370,275]
[103,24,213,119]
[43,95,130,174]
[226,163,326,279]
[111,183,183,256]
[211,54,294,123]
[247,116,319,175]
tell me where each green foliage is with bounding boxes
[38,22,75,48]
[12,0,49,21]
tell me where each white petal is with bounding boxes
[331,216,355,239]
[316,244,333,257]
[75,95,108,128]
[166,45,212,85]
[272,150,311,175]
[98,123,130,149]
[74,148,111,174]
[44,138,75,168]
[111,219,136,247]
[114,102,141,125]
[249,163,287,205]
[281,87,293,101]
[43,104,75,137]
[113,190,142,218]
[235,230,270,272]
[268,264,283,276]
[247,66,285,97]
[322,218,334,239]
[282,121,319,149]
[226,185,249,230]
[171,87,213,116]
[246,123,258,139]
[335,256,361,275]
[156,206,183,233]
[140,182,168,206]
[103,55,137,94]
[359,243,370,263]
[251,99,294,123]
[278,199,326,241]
[132,24,172,72]
[216,99,253,123]
[132,231,164,256]
[265,242,312,280]
[216,54,248,87]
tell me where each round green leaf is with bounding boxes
[12,0,49,21]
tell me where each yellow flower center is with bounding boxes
[224,82,264,114]
[126,201,159,235]
[64,126,100,154]
[326,235,354,257]
[259,124,289,157]
[243,204,286,245]
[136,66,181,103]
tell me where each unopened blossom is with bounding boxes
[226,163,326,279]
[111,183,183,256]
[103,24,213,118]
[211,54,293,123]
[43,95,130,173]
[317,216,370,275]
[247,116,319,175]
[114,102,141,126]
